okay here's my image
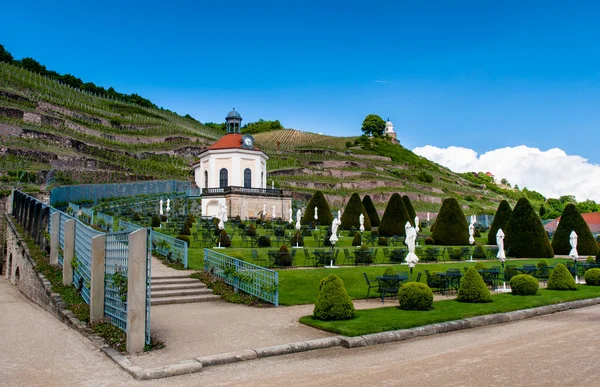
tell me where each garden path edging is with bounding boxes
[102,297,600,380]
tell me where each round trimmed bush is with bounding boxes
[161,215,167,222]
[472,243,487,259]
[425,236,435,245]
[488,200,512,245]
[457,267,493,303]
[510,274,539,295]
[313,275,355,321]
[547,263,576,290]
[378,237,389,246]
[228,252,244,260]
[175,235,190,246]
[180,222,191,235]
[474,229,481,237]
[586,256,595,264]
[245,224,257,236]
[132,212,141,222]
[431,198,469,246]
[276,245,292,267]
[383,266,396,276]
[352,232,362,246]
[584,268,600,286]
[398,282,434,311]
[537,259,548,269]
[473,262,486,271]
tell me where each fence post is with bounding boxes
[90,234,106,322]
[127,227,148,353]
[49,212,60,265]
[63,219,75,286]
[7,190,13,215]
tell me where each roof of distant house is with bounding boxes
[544,212,600,233]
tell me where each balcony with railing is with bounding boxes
[199,186,290,197]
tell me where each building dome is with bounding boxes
[385,118,394,132]
[226,109,242,120]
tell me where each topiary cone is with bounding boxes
[431,198,469,245]
[301,191,333,226]
[488,200,512,245]
[504,198,554,258]
[457,267,493,303]
[552,204,598,255]
[402,195,417,224]
[362,195,380,227]
[341,193,372,231]
[378,193,412,237]
[313,275,355,321]
[547,263,577,290]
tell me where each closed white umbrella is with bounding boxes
[288,207,293,224]
[570,230,580,283]
[496,229,506,261]
[159,199,163,216]
[263,203,266,217]
[414,216,420,234]
[295,209,301,231]
[359,213,365,232]
[314,206,318,220]
[166,199,170,213]
[337,210,341,221]
[427,212,430,222]
[404,221,419,280]
[469,223,475,245]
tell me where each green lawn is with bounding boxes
[300,285,600,336]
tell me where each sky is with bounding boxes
[2,1,600,200]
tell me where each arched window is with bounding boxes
[204,171,208,188]
[244,168,252,188]
[219,168,228,188]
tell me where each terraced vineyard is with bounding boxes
[254,129,352,150]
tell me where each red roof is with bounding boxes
[544,212,600,233]
[204,133,261,152]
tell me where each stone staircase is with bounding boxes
[151,274,221,306]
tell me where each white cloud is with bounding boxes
[412,145,600,202]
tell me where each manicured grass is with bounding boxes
[300,285,600,336]
[277,259,570,305]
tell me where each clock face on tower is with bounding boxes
[242,135,254,149]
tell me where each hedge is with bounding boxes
[504,198,554,258]
[552,204,598,255]
[341,193,372,231]
[362,195,380,227]
[431,198,469,246]
[302,190,333,226]
[378,193,412,237]
[488,200,512,245]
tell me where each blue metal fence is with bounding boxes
[151,230,188,268]
[80,207,94,225]
[68,202,80,217]
[73,220,103,303]
[104,231,129,333]
[51,180,194,205]
[204,249,279,306]
[118,219,142,232]
[95,212,114,232]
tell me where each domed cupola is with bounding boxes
[225,108,242,134]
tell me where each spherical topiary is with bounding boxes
[431,198,469,246]
[302,190,333,226]
[313,275,355,321]
[457,267,493,303]
[276,244,291,267]
[175,235,190,246]
[510,274,539,295]
[383,266,396,276]
[586,256,595,264]
[290,232,304,246]
[552,204,599,256]
[402,195,417,224]
[425,236,435,245]
[352,232,362,246]
[472,243,487,259]
[378,237,389,246]
[378,193,412,237]
[505,198,554,258]
[151,214,161,228]
[341,193,372,231]
[584,268,600,286]
[161,215,167,222]
[488,200,512,245]
[217,230,231,247]
[398,282,434,311]
[362,195,380,227]
[547,263,576,290]
[257,235,271,247]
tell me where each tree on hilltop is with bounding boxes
[361,114,386,137]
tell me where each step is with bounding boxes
[151,288,214,298]
[151,274,193,280]
[151,277,200,285]
[151,283,207,292]
[151,294,221,306]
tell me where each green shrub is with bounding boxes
[217,230,231,248]
[378,237,389,246]
[175,235,190,246]
[584,268,600,286]
[473,262,486,271]
[302,190,333,226]
[510,274,539,295]
[276,244,292,267]
[257,236,271,247]
[505,198,554,258]
[228,252,244,260]
[586,256,595,264]
[355,244,373,264]
[383,266,396,276]
[547,263,576,290]
[245,224,257,236]
[425,236,434,245]
[132,212,141,222]
[417,171,434,183]
[488,200,512,245]
[371,229,379,237]
[402,195,417,223]
[473,229,481,237]
[378,193,412,237]
[537,259,548,269]
[457,267,493,303]
[151,214,161,228]
[161,215,167,222]
[362,195,380,227]
[180,222,191,235]
[552,204,598,255]
[398,282,434,311]
[313,275,355,321]
[472,243,487,259]
[352,232,362,246]
[290,232,304,246]
[431,198,469,246]
[341,193,372,231]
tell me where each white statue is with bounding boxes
[222,202,228,223]
[359,213,365,232]
[569,230,578,260]
[468,223,475,245]
[263,203,266,217]
[295,209,302,231]
[427,212,430,222]
[404,222,419,268]
[330,217,341,245]
[159,199,164,216]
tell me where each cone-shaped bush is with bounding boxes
[547,263,577,290]
[505,198,554,258]
[276,244,291,267]
[488,201,513,244]
[340,193,372,231]
[398,282,434,311]
[218,230,231,247]
[180,222,191,236]
[552,204,598,255]
[362,195,380,227]
[457,267,493,303]
[379,193,412,237]
[510,274,539,295]
[313,275,355,321]
[431,198,469,246]
[151,214,161,228]
[472,243,487,259]
[383,266,396,276]
[402,195,417,224]
[351,232,362,246]
[302,191,333,226]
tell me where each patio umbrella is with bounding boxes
[159,199,163,216]
[427,212,430,222]
[295,209,301,231]
[337,210,341,221]
[570,230,580,283]
[359,213,365,232]
[496,229,505,261]
[468,222,475,245]
[272,204,276,219]
[414,216,420,234]
[314,206,318,221]
[288,208,293,224]
[263,203,266,217]
[166,199,170,213]
[330,217,340,245]
[404,222,419,279]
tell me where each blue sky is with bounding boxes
[2,1,600,163]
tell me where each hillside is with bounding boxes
[0,60,540,214]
